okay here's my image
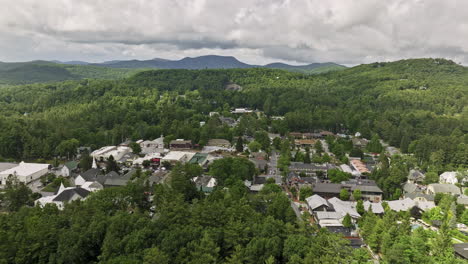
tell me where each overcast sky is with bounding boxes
[0,0,466,65]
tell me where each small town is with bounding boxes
[1,110,467,262]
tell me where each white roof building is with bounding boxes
[0,161,50,185]
[91,146,131,161]
[328,197,361,219]
[139,136,165,154]
[162,151,195,163]
[440,171,458,185]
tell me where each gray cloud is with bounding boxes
[0,0,467,65]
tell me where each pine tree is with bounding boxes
[236,136,244,152]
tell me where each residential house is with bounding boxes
[306,194,332,212]
[0,161,50,186]
[35,184,91,210]
[350,159,370,174]
[427,183,461,196]
[169,139,192,150]
[103,170,132,188]
[60,161,78,177]
[408,169,426,184]
[192,176,217,193]
[352,138,368,149]
[387,198,435,213]
[74,168,103,186]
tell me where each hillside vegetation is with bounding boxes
[0,58,466,172]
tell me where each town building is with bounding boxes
[169,139,192,150]
[0,161,50,186]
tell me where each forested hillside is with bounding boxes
[0,58,466,171]
[0,61,143,85]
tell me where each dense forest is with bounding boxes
[0,58,466,173]
[0,161,370,263]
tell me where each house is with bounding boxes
[103,170,132,188]
[169,139,192,150]
[207,139,231,148]
[454,243,468,260]
[408,169,426,184]
[74,168,103,186]
[387,198,435,213]
[440,171,459,185]
[306,194,332,212]
[315,211,344,228]
[60,161,78,177]
[352,138,368,149]
[35,185,91,210]
[244,180,263,193]
[427,183,461,196]
[0,161,50,186]
[328,197,361,219]
[350,159,370,174]
[349,184,383,202]
[192,176,217,193]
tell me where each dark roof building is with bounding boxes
[52,188,90,202]
[170,139,192,150]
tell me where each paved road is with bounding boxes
[266,151,282,184]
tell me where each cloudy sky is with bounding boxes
[0,0,466,65]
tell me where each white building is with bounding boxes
[162,151,196,164]
[0,161,50,186]
[139,136,165,154]
[35,183,99,210]
[91,146,131,161]
[439,171,458,185]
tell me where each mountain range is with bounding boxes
[0,55,346,85]
[60,55,346,73]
